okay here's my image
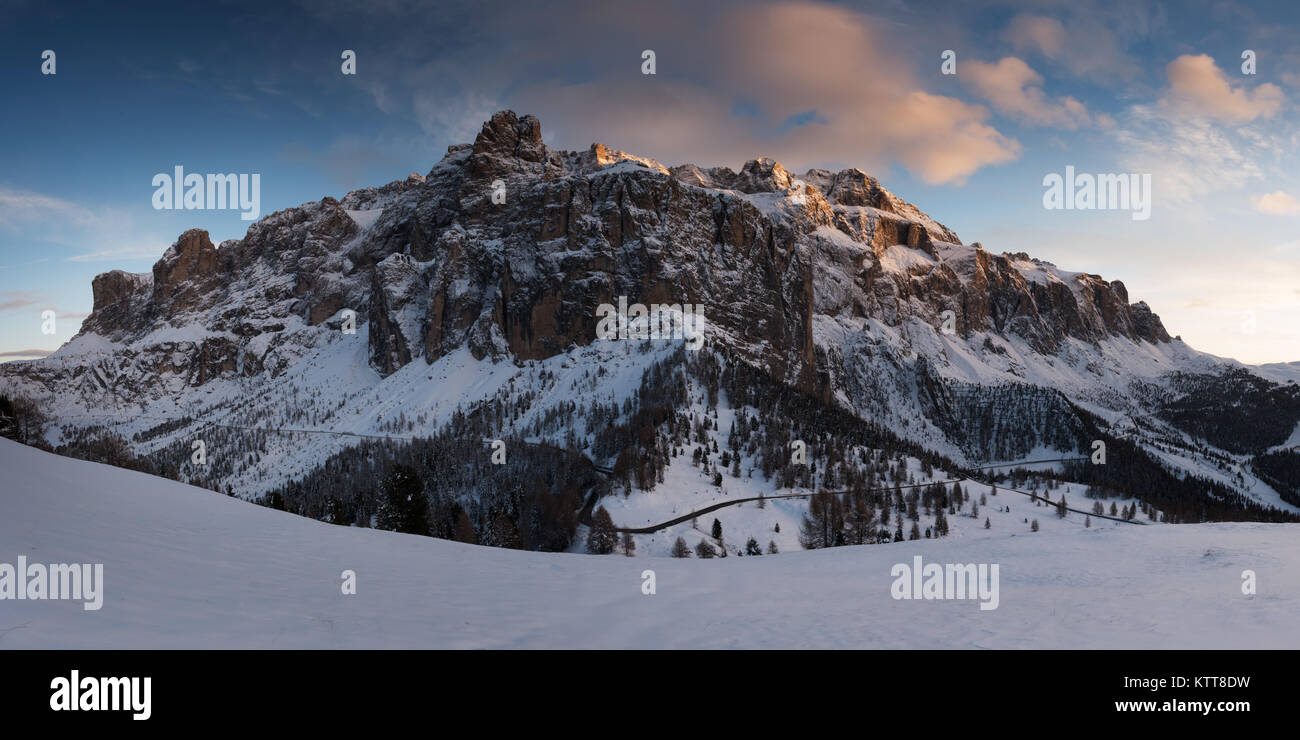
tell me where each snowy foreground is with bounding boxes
[2,438,1297,649]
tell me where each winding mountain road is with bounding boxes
[584,457,1145,534]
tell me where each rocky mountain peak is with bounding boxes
[152,228,220,311]
[472,110,544,159]
[735,157,795,193]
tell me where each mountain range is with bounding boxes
[3,110,1298,536]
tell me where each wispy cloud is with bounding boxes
[0,348,52,358]
[1114,104,1268,203]
[0,187,146,261]
[0,289,41,312]
[0,187,166,261]
[1002,12,1141,86]
[0,188,126,231]
[64,246,161,263]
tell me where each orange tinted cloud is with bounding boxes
[1162,54,1284,123]
[1251,191,1300,214]
[515,1,1020,184]
[963,57,1092,129]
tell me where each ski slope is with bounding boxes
[1,438,1296,649]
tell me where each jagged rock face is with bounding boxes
[369,254,426,375]
[83,270,153,338]
[152,228,221,313]
[6,110,1171,404]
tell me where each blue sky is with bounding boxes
[2,0,1298,363]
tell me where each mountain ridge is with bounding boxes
[42,110,1172,381]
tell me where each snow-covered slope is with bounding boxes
[1,438,1295,649]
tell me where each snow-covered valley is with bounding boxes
[2,438,1295,650]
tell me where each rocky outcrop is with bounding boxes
[83,270,153,338]
[152,228,221,314]
[369,254,425,375]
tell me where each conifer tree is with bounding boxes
[671,536,691,558]
[493,511,520,549]
[586,506,618,554]
[453,509,478,544]
[377,464,429,535]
